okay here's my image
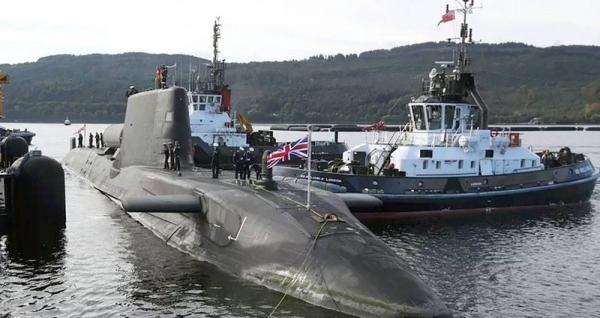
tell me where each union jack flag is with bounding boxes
[73,124,86,135]
[267,135,309,169]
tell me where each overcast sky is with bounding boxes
[1,0,598,65]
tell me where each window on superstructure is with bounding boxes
[455,108,462,130]
[192,95,198,103]
[199,104,206,111]
[200,96,207,103]
[208,96,214,103]
[436,161,441,169]
[215,96,221,103]
[193,104,198,111]
[459,160,464,169]
[426,105,442,130]
[466,106,480,130]
[470,160,476,168]
[412,105,426,130]
[444,105,456,129]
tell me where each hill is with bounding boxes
[2,42,600,124]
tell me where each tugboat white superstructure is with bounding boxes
[273,1,600,220]
[187,18,347,168]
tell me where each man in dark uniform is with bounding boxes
[89,133,94,148]
[243,147,255,180]
[162,143,170,169]
[126,85,138,97]
[168,142,175,170]
[234,147,244,180]
[100,133,104,148]
[211,143,221,179]
[78,133,83,148]
[173,141,181,171]
[95,132,100,148]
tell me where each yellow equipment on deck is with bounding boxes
[237,113,253,133]
[0,70,8,118]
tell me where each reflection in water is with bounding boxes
[370,204,600,318]
[1,227,66,316]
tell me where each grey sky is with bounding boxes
[1,0,598,65]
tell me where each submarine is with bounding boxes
[62,86,452,318]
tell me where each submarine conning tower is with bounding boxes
[115,86,193,169]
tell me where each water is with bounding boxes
[1,123,599,317]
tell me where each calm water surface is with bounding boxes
[1,123,599,318]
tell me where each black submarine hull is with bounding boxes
[62,87,451,318]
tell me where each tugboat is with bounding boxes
[187,18,347,169]
[273,1,600,220]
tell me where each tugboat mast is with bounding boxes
[210,17,225,92]
[449,0,478,74]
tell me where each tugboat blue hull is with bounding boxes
[274,162,600,220]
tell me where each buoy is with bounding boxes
[6,150,66,229]
[0,135,29,168]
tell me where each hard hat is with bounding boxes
[213,143,218,147]
[239,147,244,151]
[130,86,134,89]
[249,147,254,152]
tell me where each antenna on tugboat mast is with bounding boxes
[452,0,481,73]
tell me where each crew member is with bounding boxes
[95,132,100,148]
[173,141,181,171]
[100,133,104,148]
[541,149,554,169]
[243,148,255,180]
[89,133,94,148]
[162,143,170,169]
[160,64,168,88]
[168,142,175,170]
[126,85,139,97]
[211,143,221,179]
[78,133,83,148]
[234,147,245,179]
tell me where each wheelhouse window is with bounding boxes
[411,105,427,130]
[215,96,221,103]
[426,105,442,130]
[200,96,207,103]
[466,106,480,130]
[192,95,199,103]
[444,105,456,129]
[208,96,214,103]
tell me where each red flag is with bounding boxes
[73,124,86,135]
[362,120,386,131]
[438,10,455,26]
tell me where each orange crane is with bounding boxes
[0,70,8,118]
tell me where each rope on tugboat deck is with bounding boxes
[268,216,341,317]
